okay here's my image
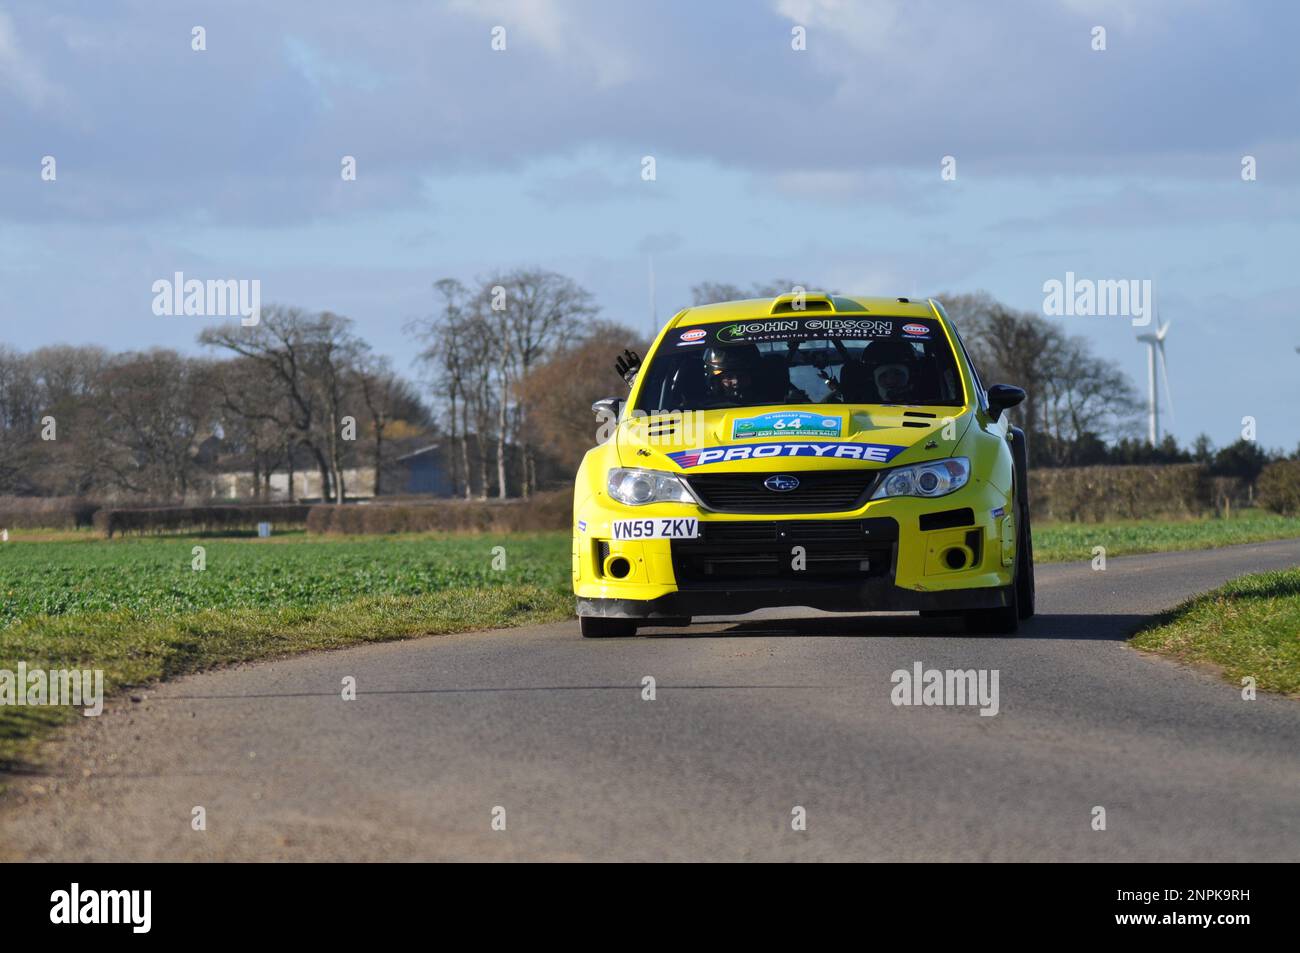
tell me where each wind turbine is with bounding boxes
[1136,319,1173,445]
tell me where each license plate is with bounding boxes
[611,518,700,540]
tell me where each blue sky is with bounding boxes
[2,0,1298,450]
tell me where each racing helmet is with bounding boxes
[703,344,761,398]
[862,339,919,401]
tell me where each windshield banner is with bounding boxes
[671,317,937,347]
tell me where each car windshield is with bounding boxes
[634,316,965,412]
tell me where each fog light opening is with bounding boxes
[604,555,632,579]
[942,546,971,571]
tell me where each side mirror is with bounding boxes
[592,397,623,420]
[986,384,1026,422]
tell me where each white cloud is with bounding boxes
[773,0,904,55]
[0,12,58,109]
[447,0,637,88]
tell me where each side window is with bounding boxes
[948,323,988,411]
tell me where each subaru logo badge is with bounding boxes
[764,474,800,492]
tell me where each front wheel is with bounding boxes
[1016,511,1036,620]
[580,616,637,639]
[967,512,1034,631]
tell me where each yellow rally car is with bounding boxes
[572,293,1034,637]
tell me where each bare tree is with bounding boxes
[201,306,367,503]
[0,345,39,493]
[210,356,291,499]
[939,291,1139,466]
[309,311,367,503]
[357,353,429,497]
[4,323,434,503]
[11,345,112,496]
[410,279,488,498]
[1037,336,1141,465]
[516,320,647,478]
[96,349,216,499]
[481,268,597,496]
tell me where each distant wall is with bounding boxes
[0,496,100,530]
[212,467,377,501]
[93,504,314,538]
[307,491,570,534]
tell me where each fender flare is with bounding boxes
[1009,426,1030,519]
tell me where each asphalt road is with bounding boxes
[3,540,1299,862]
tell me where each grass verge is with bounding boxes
[1032,511,1300,563]
[1131,569,1300,695]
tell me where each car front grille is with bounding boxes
[671,518,897,589]
[684,469,879,514]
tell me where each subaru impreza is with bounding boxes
[572,294,1034,637]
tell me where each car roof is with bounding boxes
[670,294,943,326]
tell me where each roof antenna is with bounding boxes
[648,254,657,338]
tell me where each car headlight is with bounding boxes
[870,457,970,499]
[606,468,695,506]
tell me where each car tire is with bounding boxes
[956,509,1024,634]
[965,462,1034,634]
[967,509,1024,634]
[580,616,637,639]
[1009,426,1035,621]
[1016,509,1036,621]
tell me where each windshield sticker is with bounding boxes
[715,318,897,343]
[672,317,928,346]
[732,411,842,440]
[668,441,904,469]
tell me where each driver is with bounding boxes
[702,344,762,402]
[862,339,920,403]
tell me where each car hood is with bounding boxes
[616,404,973,473]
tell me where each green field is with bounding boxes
[3,514,1299,769]
[0,533,575,768]
[1032,511,1300,563]
[0,533,571,625]
[1132,569,1300,694]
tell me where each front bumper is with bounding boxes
[573,481,1016,619]
[578,581,1012,619]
